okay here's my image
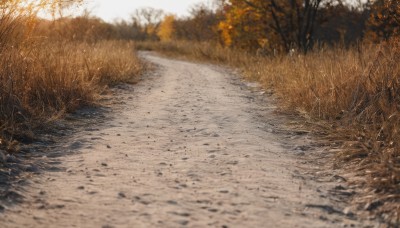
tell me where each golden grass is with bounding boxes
[136,40,400,223]
[0,40,143,148]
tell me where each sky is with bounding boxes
[74,0,213,22]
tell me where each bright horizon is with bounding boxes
[71,0,214,22]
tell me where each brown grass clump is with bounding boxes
[0,13,143,150]
[254,40,399,222]
[0,40,142,147]
[136,39,400,223]
[0,2,144,149]
[1,40,142,144]
[0,0,146,151]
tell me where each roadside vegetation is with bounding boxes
[0,1,143,152]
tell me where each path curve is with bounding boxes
[0,53,372,227]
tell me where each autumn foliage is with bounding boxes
[219,0,322,52]
[217,1,268,50]
[367,0,400,41]
[158,15,175,41]
[145,0,398,52]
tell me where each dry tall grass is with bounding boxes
[0,4,143,151]
[136,40,400,223]
[0,40,142,148]
[0,2,143,150]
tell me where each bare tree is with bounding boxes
[131,7,164,26]
[130,7,164,41]
[185,3,220,41]
[243,0,325,53]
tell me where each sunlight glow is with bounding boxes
[39,0,213,22]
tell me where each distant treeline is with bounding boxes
[31,0,399,53]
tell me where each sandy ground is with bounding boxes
[0,52,379,227]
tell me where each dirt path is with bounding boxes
[0,53,377,227]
